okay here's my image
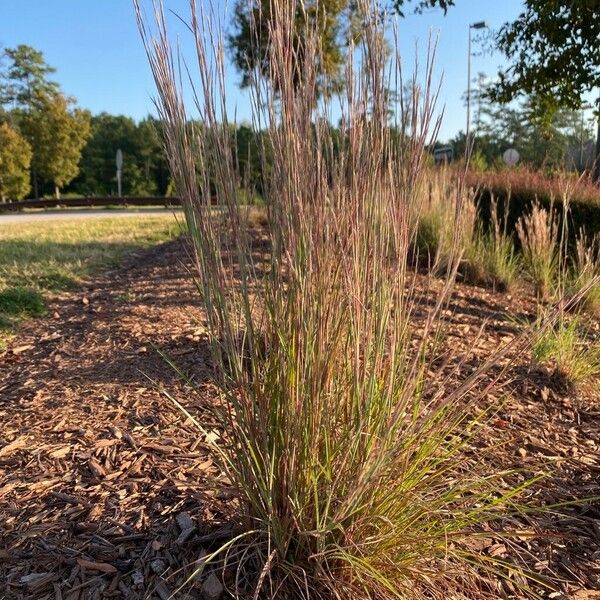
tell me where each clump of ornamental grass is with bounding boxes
[137,1,543,597]
[415,171,478,276]
[566,229,600,316]
[532,312,600,389]
[465,197,520,292]
[516,202,560,300]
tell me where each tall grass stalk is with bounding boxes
[137,1,539,597]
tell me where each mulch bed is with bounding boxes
[1,237,599,599]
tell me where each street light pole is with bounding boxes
[466,21,488,155]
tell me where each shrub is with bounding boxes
[468,168,600,243]
[516,202,560,300]
[138,2,541,597]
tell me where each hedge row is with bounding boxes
[473,185,600,242]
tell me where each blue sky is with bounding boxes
[1,0,525,140]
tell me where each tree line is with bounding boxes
[0,0,597,201]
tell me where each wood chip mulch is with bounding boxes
[0,237,598,599]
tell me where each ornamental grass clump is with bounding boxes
[567,229,600,316]
[516,202,560,300]
[415,170,478,276]
[465,197,520,292]
[137,1,539,597]
[532,313,600,389]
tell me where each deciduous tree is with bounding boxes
[18,93,91,198]
[0,122,32,201]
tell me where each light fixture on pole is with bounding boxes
[466,21,488,151]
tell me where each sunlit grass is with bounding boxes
[532,313,600,389]
[0,214,182,342]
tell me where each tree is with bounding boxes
[18,92,91,198]
[228,0,357,96]
[70,114,169,197]
[0,45,59,109]
[388,0,453,16]
[488,1,600,180]
[0,122,32,201]
[451,74,596,172]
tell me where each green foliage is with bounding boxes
[70,114,172,196]
[0,215,181,339]
[228,0,356,96]
[1,46,91,197]
[17,92,91,195]
[465,201,520,291]
[471,172,600,250]
[515,203,559,300]
[0,44,59,107]
[532,315,600,388]
[0,286,45,316]
[490,2,600,113]
[566,230,600,316]
[415,176,477,276]
[0,122,32,201]
[452,74,597,171]
[388,0,454,16]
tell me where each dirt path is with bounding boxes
[0,238,599,599]
[0,239,233,599]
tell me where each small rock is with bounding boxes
[202,573,224,600]
[176,512,195,532]
[151,558,167,574]
[131,570,144,587]
[176,527,196,544]
[517,447,527,458]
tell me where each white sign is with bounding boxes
[503,148,520,167]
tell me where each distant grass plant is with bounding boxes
[465,198,520,291]
[566,229,600,316]
[415,171,478,276]
[138,1,544,597]
[532,313,600,388]
[516,202,560,300]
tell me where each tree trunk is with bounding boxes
[55,185,60,200]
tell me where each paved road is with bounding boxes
[0,208,183,225]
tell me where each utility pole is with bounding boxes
[466,21,488,158]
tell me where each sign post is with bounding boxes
[116,149,123,197]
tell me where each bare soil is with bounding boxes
[1,237,599,599]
